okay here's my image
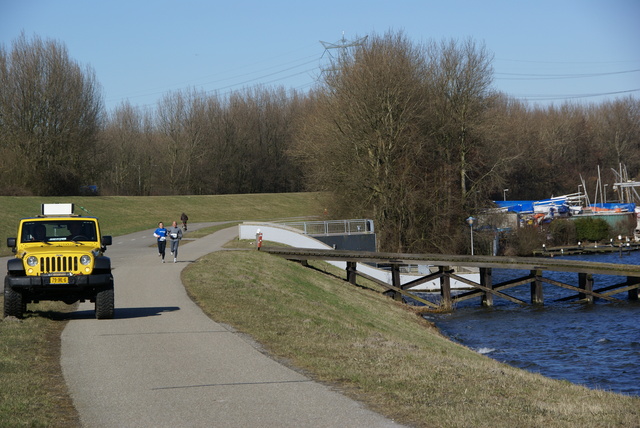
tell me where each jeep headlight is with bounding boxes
[80,255,91,266]
[27,256,39,267]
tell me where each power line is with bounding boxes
[495,58,640,66]
[495,69,640,81]
[105,52,324,108]
[204,68,319,94]
[514,88,640,101]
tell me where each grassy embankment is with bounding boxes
[1,194,639,427]
[184,249,640,427]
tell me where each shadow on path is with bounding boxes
[31,306,180,320]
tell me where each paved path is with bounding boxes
[61,224,401,427]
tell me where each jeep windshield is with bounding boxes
[21,220,98,243]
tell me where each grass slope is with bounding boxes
[183,249,640,427]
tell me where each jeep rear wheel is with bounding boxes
[95,287,114,319]
[4,277,24,319]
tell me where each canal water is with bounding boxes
[423,250,640,397]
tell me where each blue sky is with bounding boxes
[2,0,638,112]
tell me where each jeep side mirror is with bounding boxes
[7,237,16,247]
[102,236,112,246]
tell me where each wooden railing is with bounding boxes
[262,246,640,310]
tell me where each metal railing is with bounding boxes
[277,219,374,236]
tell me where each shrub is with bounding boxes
[503,226,546,256]
[549,219,576,246]
[609,215,637,239]
[574,217,609,242]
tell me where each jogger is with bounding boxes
[153,222,168,262]
[167,221,183,263]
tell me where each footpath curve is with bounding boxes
[61,223,402,427]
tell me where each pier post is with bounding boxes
[480,268,493,307]
[530,270,544,304]
[439,266,452,309]
[578,272,594,303]
[391,264,402,301]
[346,261,357,285]
[628,276,639,301]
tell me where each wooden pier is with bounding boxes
[532,242,640,257]
[262,246,640,310]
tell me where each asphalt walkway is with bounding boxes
[60,223,402,427]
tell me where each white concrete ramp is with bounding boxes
[239,221,478,290]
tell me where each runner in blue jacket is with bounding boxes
[154,222,168,263]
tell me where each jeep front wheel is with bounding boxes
[4,277,24,319]
[95,287,114,319]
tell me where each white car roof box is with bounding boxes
[41,203,74,216]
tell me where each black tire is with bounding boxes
[95,287,114,319]
[4,277,24,319]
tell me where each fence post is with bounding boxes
[440,266,451,309]
[346,261,357,285]
[391,264,402,301]
[481,268,493,307]
[628,276,639,300]
[529,269,543,304]
[578,272,594,303]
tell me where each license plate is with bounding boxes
[50,277,69,284]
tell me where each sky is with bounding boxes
[1,0,639,112]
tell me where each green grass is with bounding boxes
[0,193,325,256]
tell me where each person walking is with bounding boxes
[154,222,168,263]
[180,212,188,231]
[168,221,183,263]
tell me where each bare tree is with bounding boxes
[99,102,155,195]
[295,33,500,253]
[295,31,429,252]
[480,94,640,206]
[0,33,102,195]
[591,97,640,175]
[197,87,303,195]
[426,38,495,199]
[155,88,209,194]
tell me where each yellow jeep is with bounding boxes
[4,203,114,319]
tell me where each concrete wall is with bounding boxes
[238,222,477,291]
[313,234,377,252]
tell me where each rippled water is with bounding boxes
[423,250,640,396]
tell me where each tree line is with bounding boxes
[1,32,638,253]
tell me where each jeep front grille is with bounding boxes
[39,256,79,274]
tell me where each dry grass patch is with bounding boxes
[0,301,80,428]
[183,250,640,428]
